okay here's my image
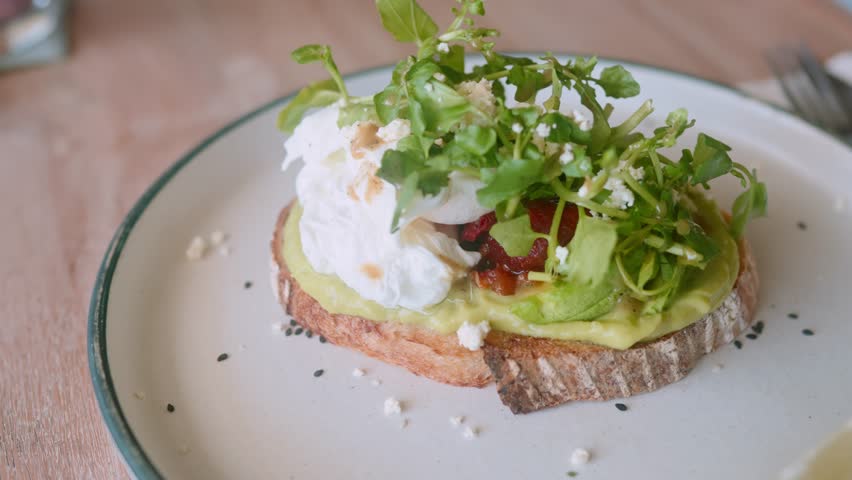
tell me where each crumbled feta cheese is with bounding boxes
[434,138,444,146]
[437,42,450,53]
[352,368,366,377]
[555,246,569,265]
[449,416,465,427]
[578,119,592,131]
[185,236,207,261]
[371,378,382,387]
[570,448,591,466]
[603,176,634,210]
[462,426,478,439]
[433,72,446,82]
[271,321,287,333]
[376,119,411,144]
[577,185,590,199]
[627,165,645,182]
[424,83,434,93]
[559,147,575,165]
[210,230,227,246]
[383,397,402,416]
[133,391,146,400]
[456,321,491,351]
[511,122,523,134]
[534,123,551,138]
[456,79,497,121]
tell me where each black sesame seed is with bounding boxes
[294,327,303,335]
[285,328,293,336]
[166,403,175,413]
[319,336,327,343]
[802,329,814,336]
[746,333,758,340]
[797,221,807,231]
[788,313,799,319]
[217,353,229,362]
[305,330,313,338]
[615,403,628,411]
[313,369,324,377]
[244,281,253,289]
[751,321,764,334]
[734,340,743,349]
[289,319,297,327]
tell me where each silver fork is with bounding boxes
[766,44,852,144]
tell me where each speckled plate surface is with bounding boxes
[89,56,852,479]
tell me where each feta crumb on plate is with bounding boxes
[449,416,464,427]
[371,378,382,387]
[185,236,207,260]
[383,397,402,416]
[462,426,478,439]
[210,230,227,246]
[456,321,491,351]
[352,368,366,377]
[571,448,591,466]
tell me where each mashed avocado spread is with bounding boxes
[281,191,739,350]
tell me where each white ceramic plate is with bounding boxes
[90,56,852,479]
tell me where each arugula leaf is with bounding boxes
[374,85,403,124]
[691,133,733,185]
[277,79,341,133]
[637,250,658,289]
[437,44,466,76]
[561,146,593,177]
[597,65,640,98]
[378,147,423,184]
[454,125,496,155]
[291,44,329,64]
[413,82,472,134]
[391,172,420,232]
[489,214,540,256]
[511,274,619,323]
[572,56,598,77]
[477,151,545,208]
[376,0,438,45]
[337,101,377,127]
[507,66,548,102]
[560,216,618,286]
[730,176,767,238]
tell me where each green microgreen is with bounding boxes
[279,0,768,313]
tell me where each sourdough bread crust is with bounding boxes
[271,203,759,412]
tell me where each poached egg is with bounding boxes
[282,104,489,311]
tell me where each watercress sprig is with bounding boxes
[279,0,768,312]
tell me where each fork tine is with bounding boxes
[766,46,846,131]
[796,44,852,130]
[766,48,825,127]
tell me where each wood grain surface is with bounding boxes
[2,0,851,478]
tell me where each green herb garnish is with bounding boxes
[279,0,767,311]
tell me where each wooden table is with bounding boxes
[2,0,851,477]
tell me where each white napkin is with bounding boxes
[738,51,852,108]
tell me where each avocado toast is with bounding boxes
[271,0,767,413]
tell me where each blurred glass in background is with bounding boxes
[0,0,69,71]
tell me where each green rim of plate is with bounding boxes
[87,54,849,479]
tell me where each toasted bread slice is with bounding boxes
[271,203,759,413]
